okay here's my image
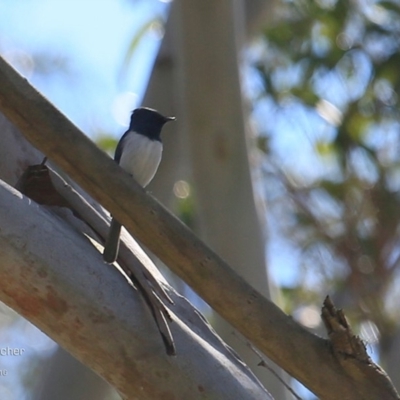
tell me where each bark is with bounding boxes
[0,55,398,399]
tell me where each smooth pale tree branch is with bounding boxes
[0,179,270,400]
[0,57,398,399]
[16,162,175,355]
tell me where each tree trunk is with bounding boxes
[173,1,287,397]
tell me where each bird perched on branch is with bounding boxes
[103,107,175,263]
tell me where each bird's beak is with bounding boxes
[164,116,176,123]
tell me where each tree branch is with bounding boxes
[0,56,398,399]
[16,162,175,355]
[0,179,270,400]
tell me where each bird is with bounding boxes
[103,107,175,263]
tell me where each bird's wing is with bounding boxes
[114,130,130,164]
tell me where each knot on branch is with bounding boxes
[321,295,370,363]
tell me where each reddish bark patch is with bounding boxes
[45,285,68,315]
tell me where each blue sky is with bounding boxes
[0,0,169,135]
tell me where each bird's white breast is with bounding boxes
[119,132,163,187]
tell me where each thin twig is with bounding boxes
[233,331,303,400]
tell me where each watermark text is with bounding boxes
[0,347,25,356]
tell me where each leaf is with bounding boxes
[118,17,164,85]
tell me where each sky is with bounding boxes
[0,0,169,135]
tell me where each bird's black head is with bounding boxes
[129,107,175,141]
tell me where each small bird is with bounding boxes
[103,107,175,263]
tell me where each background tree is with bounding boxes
[252,0,400,392]
[143,1,288,398]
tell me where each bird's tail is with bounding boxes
[103,218,122,263]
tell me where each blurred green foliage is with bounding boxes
[254,0,400,353]
[95,134,119,155]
